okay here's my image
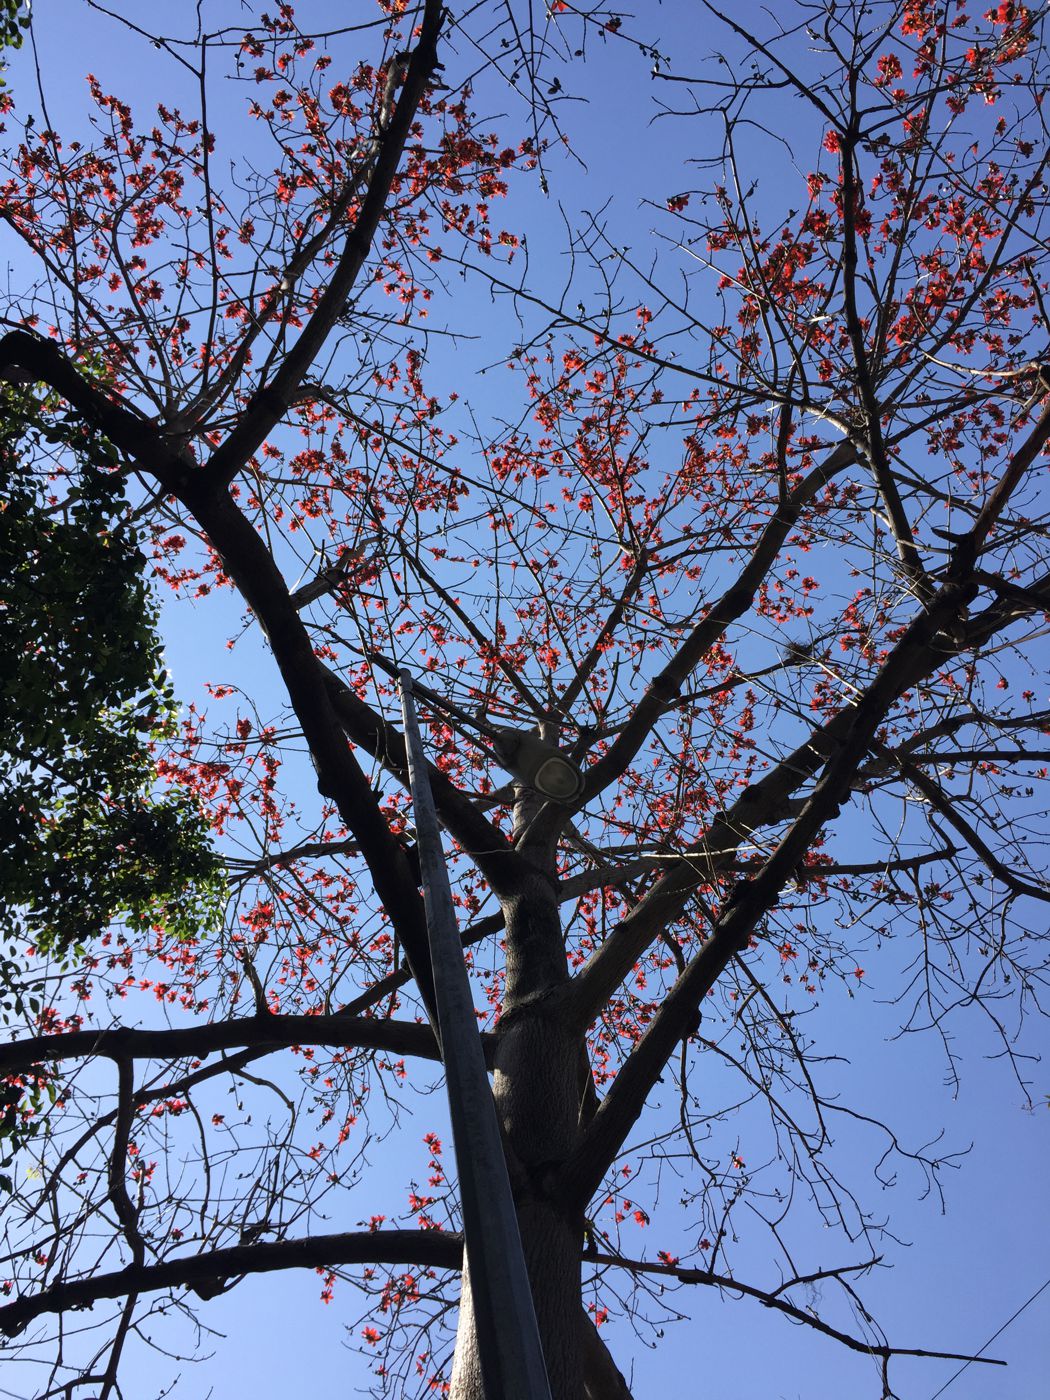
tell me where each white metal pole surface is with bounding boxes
[398,670,553,1400]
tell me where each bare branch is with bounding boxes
[0,1230,462,1338]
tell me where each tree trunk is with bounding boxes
[448,1196,584,1399]
[450,778,586,1398]
[449,1010,586,1398]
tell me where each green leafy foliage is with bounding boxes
[0,387,225,1024]
[0,1,28,81]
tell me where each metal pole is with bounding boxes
[398,670,553,1400]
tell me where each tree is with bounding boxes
[0,2,1048,1396]
[0,384,225,988]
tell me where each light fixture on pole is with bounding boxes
[362,651,587,805]
[490,728,585,803]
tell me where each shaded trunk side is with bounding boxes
[451,783,587,1399]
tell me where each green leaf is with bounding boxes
[0,386,225,1011]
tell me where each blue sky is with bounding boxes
[2,3,1048,1397]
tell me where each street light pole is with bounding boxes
[398,669,554,1400]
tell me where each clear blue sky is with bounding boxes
[2,3,1048,1397]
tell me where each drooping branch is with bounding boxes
[0,1229,463,1338]
[887,749,1050,904]
[0,1229,658,1400]
[586,1251,1004,1370]
[0,1013,450,1080]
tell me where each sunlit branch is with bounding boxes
[0,1014,451,1080]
